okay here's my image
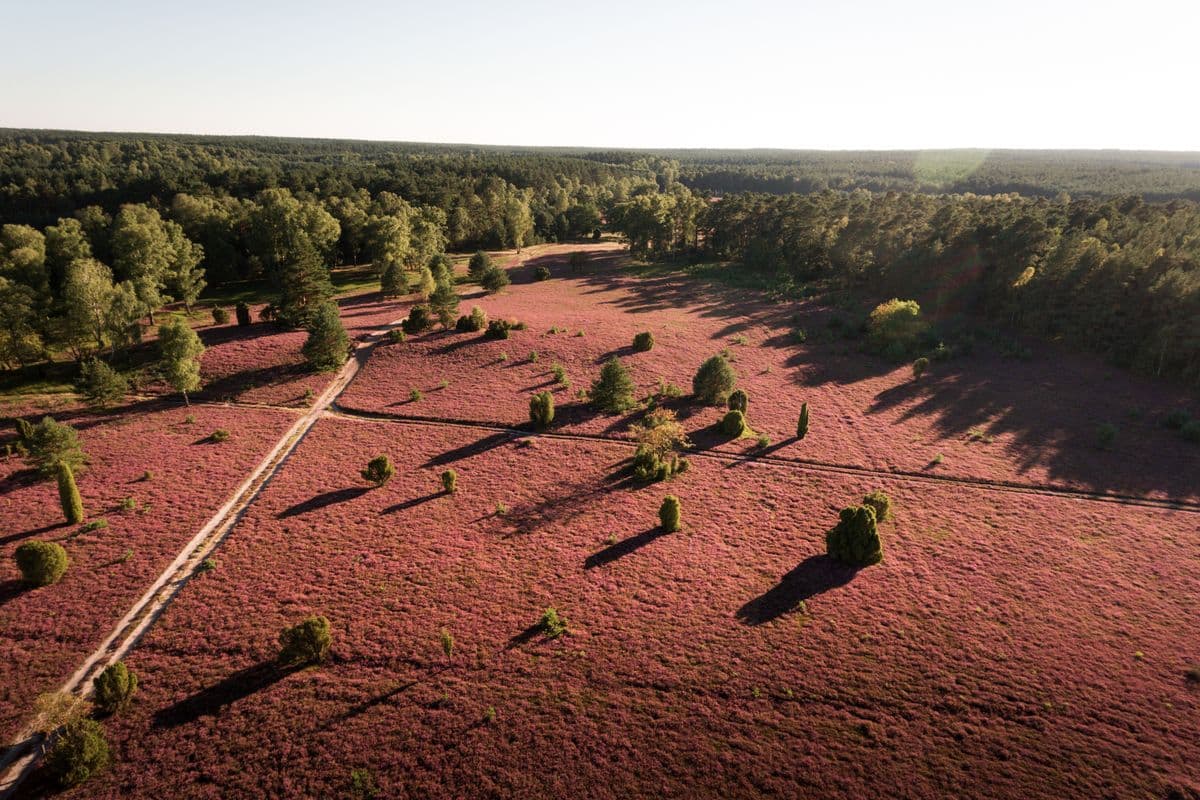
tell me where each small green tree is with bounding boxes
[235,302,252,326]
[590,357,636,413]
[93,662,138,715]
[480,266,510,294]
[415,266,436,299]
[211,306,230,325]
[796,403,810,439]
[630,409,690,482]
[441,468,458,494]
[468,250,492,281]
[484,319,512,340]
[533,265,551,281]
[727,388,748,413]
[529,391,555,429]
[826,505,883,566]
[17,416,86,477]
[912,357,929,379]
[440,627,455,664]
[659,495,682,532]
[720,409,747,437]
[380,260,406,297]
[44,718,110,788]
[158,318,205,405]
[15,540,69,586]
[456,305,488,333]
[633,331,654,352]
[57,462,84,524]
[867,299,929,360]
[401,305,433,335]
[78,359,128,409]
[302,301,351,372]
[361,455,395,487]
[692,355,736,405]
[862,490,893,522]
[428,279,459,329]
[278,615,332,667]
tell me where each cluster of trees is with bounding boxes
[610,189,1200,385]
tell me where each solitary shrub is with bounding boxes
[480,266,510,294]
[533,265,551,281]
[529,391,555,429]
[209,428,231,443]
[211,306,230,325]
[826,505,883,566]
[862,490,893,522]
[386,328,406,344]
[659,495,682,532]
[401,305,433,335]
[78,359,128,409]
[17,416,86,477]
[468,250,492,281]
[409,388,423,402]
[235,302,252,327]
[15,540,69,586]
[484,319,512,340]
[278,615,332,667]
[302,302,351,372]
[590,357,636,414]
[465,306,489,332]
[44,719,110,788]
[441,468,458,494]
[361,455,395,487]
[796,403,810,439]
[912,357,929,380]
[720,409,747,437]
[633,331,654,352]
[727,388,748,413]
[56,462,84,524]
[867,299,929,360]
[692,355,737,405]
[93,662,137,715]
[1097,422,1118,450]
[631,409,690,482]
[428,279,460,329]
[540,607,567,638]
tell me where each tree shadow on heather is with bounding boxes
[584,527,669,569]
[0,521,69,547]
[736,555,859,625]
[278,486,371,519]
[153,661,300,728]
[381,492,442,515]
[0,579,28,607]
[423,432,514,467]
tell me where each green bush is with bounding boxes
[441,468,458,494]
[428,279,459,329]
[379,260,406,297]
[302,302,351,372]
[468,250,492,281]
[235,302,252,327]
[529,391,555,429]
[93,661,138,715]
[57,462,84,524]
[862,490,893,522]
[78,359,128,409]
[209,428,231,443]
[826,505,883,566]
[386,328,406,344]
[590,358,636,414]
[912,357,929,379]
[361,455,395,487]
[401,305,433,334]
[796,402,810,439]
[15,540,69,586]
[414,266,436,299]
[44,719,110,788]
[631,445,688,482]
[1097,422,1117,450]
[480,266,510,294]
[540,607,567,637]
[720,409,747,437]
[16,416,86,477]
[727,388,748,413]
[692,355,737,405]
[533,265,551,281]
[633,331,654,352]
[278,615,332,667]
[484,319,512,340]
[659,495,682,532]
[867,299,929,360]
[211,306,230,325]
[465,306,489,332]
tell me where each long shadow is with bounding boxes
[277,486,371,519]
[736,555,859,625]
[594,344,639,364]
[0,521,67,546]
[584,527,668,569]
[422,432,513,467]
[0,579,28,608]
[153,661,298,728]
[326,679,420,727]
[506,623,546,649]
[381,492,442,515]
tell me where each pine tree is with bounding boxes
[277,239,333,328]
[590,358,635,413]
[380,258,406,297]
[57,461,84,524]
[302,301,351,372]
[796,403,810,439]
[428,279,459,329]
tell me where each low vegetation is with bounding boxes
[826,505,883,566]
[693,354,736,405]
[278,615,332,667]
[15,540,70,586]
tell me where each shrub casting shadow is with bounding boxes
[380,492,442,515]
[154,661,299,728]
[584,527,669,569]
[423,432,513,467]
[736,555,859,625]
[278,486,371,519]
[0,521,67,546]
[0,579,28,607]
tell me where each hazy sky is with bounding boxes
[3,0,1198,150]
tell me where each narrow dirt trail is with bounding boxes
[0,319,402,797]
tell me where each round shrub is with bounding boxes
[386,328,406,344]
[633,331,654,352]
[15,540,69,586]
[796,402,810,439]
[590,358,636,414]
[468,306,489,331]
[468,250,492,281]
[235,302,252,327]
[480,266,510,294]
[529,391,555,429]
[44,719,110,788]
[361,455,395,487]
[692,355,736,405]
[278,615,332,667]
[862,490,893,522]
[93,661,138,715]
[484,319,512,340]
[632,445,688,482]
[720,409,746,437]
[533,265,551,281]
[912,357,929,379]
[867,299,929,360]
[659,495,682,532]
[401,305,433,334]
[727,388,748,413]
[826,505,883,566]
[441,468,458,494]
[211,306,230,325]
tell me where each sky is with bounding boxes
[2,0,1198,150]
